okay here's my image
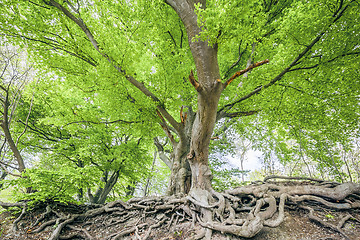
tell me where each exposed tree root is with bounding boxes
[1,178,360,239]
[12,204,26,232]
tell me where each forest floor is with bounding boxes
[1,178,360,240]
[1,201,359,240]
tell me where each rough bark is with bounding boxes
[1,121,26,173]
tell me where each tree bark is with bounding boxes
[1,122,26,173]
[143,150,157,196]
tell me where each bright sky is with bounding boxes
[226,149,263,171]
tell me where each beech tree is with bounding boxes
[1,0,358,195]
[1,0,360,239]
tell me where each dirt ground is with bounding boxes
[1,206,359,240]
[148,210,359,240]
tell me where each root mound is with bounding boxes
[1,176,360,240]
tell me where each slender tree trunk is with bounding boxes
[125,180,136,198]
[0,171,7,188]
[88,170,120,204]
[144,150,157,196]
[1,92,26,173]
[77,188,84,201]
[1,123,26,172]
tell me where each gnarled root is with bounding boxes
[1,177,360,239]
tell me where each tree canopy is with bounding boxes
[0,0,359,195]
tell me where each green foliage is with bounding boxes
[0,63,154,203]
[195,0,267,46]
[0,0,359,200]
[140,160,171,196]
[10,168,86,205]
[211,166,247,192]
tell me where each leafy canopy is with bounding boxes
[0,0,359,198]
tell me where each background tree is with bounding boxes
[9,75,153,204]
[0,45,34,177]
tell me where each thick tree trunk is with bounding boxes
[166,0,223,196]
[188,91,222,193]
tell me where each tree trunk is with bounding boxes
[1,98,26,173]
[188,89,222,194]
[0,171,7,188]
[143,150,157,196]
[166,0,223,197]
[1,123,26,173]
[166,107,196,195]
[88,170,119,204]
[125,180,136,198]
[167,139,192,195]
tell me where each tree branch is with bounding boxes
[45,0,181,132]
[188,70,201,92]
[0,161,22,178]
[218,2,350,113]
[17,120,69,142]
[63,119,141,127]
[223,59,269,89]
[1,84,26,172]
[224,110,260,118]
[4,33,97,67]
[154,137,172,169]
[164,0,177,9]
[222,41,247,79]
[180,106,188,124]
[16,81,37,146]
[0,158,19,170]
[289,51,360,72]
[156,110,177,147]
